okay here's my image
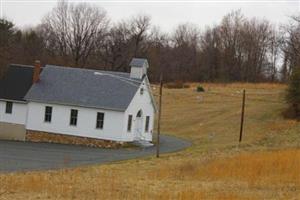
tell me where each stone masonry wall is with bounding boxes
[26,130,125,148]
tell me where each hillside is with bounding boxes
[1,83,299,199]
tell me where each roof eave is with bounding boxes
[25,99,126,112]
[0,98,27,103]
[145,76,158,113]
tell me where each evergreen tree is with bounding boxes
[286,67,300,118]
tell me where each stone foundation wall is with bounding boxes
[26,130,125,148]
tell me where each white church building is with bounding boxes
[0,58,156,147]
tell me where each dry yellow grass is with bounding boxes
[1,83,300,200]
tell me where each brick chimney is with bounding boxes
[33,60,41,83]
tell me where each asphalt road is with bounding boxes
[0,135,191,172]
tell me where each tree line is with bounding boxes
[0,0,300,82]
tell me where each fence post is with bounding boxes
[239,89,246,143]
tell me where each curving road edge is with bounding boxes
[0,134,191,173]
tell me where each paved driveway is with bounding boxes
[0,135,190,172]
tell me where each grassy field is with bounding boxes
[1,83,300,199]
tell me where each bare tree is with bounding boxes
[146,26,171,80]
[98,21,132,71]
[200,26,222,81]
[268,26,281,82]
[198,10,277,82]
[1,7,285,83]
[129,15,151,57]
[280,14,300,81]
[41,0,109,67]
[171,23,200,81]
[241,19,272,82]
[219,10,244,81]
[98,14,151,72]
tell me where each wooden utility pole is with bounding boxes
[156,74,163,158]
[239,89,246,143]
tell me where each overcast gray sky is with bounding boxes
[1,0,300,31]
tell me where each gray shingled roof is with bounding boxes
[129,58,148,68]
[25,65,142,111]
[0,64,38,102]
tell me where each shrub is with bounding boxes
[196,85,205,92]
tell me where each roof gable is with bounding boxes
[25,65,143,111]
